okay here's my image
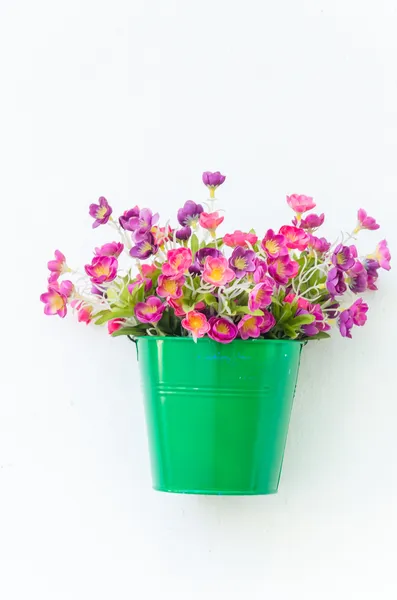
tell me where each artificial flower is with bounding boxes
[332,244,356,271]
[89,196,112,228]
[293,213,325,230]
[308,235,331,254]
[202,171,226,198]
[223,230,258,248]
[371,240,391,271]
[286,194,316,215]
[108,319,125,334]
[238,315,265,340]
[199,211,224,234]
[268,256,299,285]
[279,225,310,251]
[189,247,222,274]
[208,316,238,343]
[177,201,204,228]
[47,250,69,283]
[347,261,368,294]
[156,275,185,299]
[135,296,165,324]
[326,267,347,297]
[229,246,256,278]
[182,311,210,339]
[40,280,73,318]
[162,248,192,278]
[129,232,158,260]
[85,256,118,284]
[355,209,379,233]
[129,208,160,242]
[248,279,274,311]
[262,229,288,259]
[94,242,124,258]
[202,256,235,286]
[119,207,140,231]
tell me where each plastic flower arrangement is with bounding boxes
[41,172,391,343]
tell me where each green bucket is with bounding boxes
[135,337,304,495]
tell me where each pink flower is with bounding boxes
[162,248,192,278]
[89,196,113,228]
[350,298,369,326]
[40,280,73,318]
[293,213,325,230]
[238,315,265,340]
[308,235,331,254]
[151,225,172,246]
[77,305,93,325]
[202,256,235,286]
[279,225,310,251]
[260,311,276,334]
[182,311,210,339]
[286,194,316,214]
[134,296,165,324]
[94,242,124,258]
[199,211,224,233]
[268,256,299,285]
[208,317,238,344]
[47,250,69,283]
[372,239,391,271]
[223,230,258,248]
[253,259,268,283]
[248,279,274,311]
[85,256,118,284]
[108,319,125,334]
[261,229,288,259]
[355,209,380,232]
[128,264,157,294]
[156,274,185,299]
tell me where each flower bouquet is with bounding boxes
[41,172,391,495]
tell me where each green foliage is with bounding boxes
[190,234,199,256]
[111,324,149,338]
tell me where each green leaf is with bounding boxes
[234,306,264,316]
[284,324,299,339]
[94,308,134,325]
[202,293,218,307]
[191,234,199,256]
[305,331,331,340]
[111,326,148,338]
[289,314,316,328]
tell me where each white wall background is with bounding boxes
[1,1,396,598]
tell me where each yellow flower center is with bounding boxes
[210,267,224,281]
[189,315,203,329]
[217,323,229,334]
[51,294,64,310]
[234,257,247,270]
[266,240,279,254]
[95,265,109,276]
[96,206,107,219]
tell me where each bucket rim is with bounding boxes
[134,336,306,345]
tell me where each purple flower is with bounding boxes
[208,316,238,344]
[253,259,268,283]
[229,246,256,278]
[326,267,347,297]
[332,244,356,271]
[338,298,368,338]
[129,208,159,242]
[293,213,325,230]
[129,232,158,259]
[119,206,140,231]
[176,226,192,240]
[363,259,380,290]
[347,261,368,294]
[134,296,165,324]
[356,209,379,232]
[308,235,331,254]
[177,200,204,228]
[89,197,113,228]
[296,303,330,337]
[189,247,222,274]
[202,171,226,198]
[338,309,354,338]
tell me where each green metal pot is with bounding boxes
[135,337,304,495]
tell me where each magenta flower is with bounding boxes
[326,267,347,297]
[262,229,288,259]
[248,279,274,311]
[199,211,224,233]
[238,315,265,340]
[338,299,368,338]
[355,208,380,232]
[129,208,160,242]
[223,230,258,248]
[40,280,73,318]
[253,259,268,283]
[176,226,192,240]
[286,194,316,214]
[202,256,235,286]
[47,250,69,283]
[229,246,256,278]
[332,244,356,271]
[260,311,276,334]
[134,296,165,324]
[162,248,192,278]
[119,206,140,231]
[182,311,210,339]
[77,305,93,325]
[85,256,118,284]
[268,256,299,285]
[108,319,125,334]
[347,261,368,294]
[189,247,222,274]
[202,171,226,198]
[279,225,310,251]
[177,200,204,228]
[293,213,325,230]
[372,239,391,271]
[95,242,124,258]
[156,275,185,299]
[308,235,331,254]
[364,259,380,290]
[208,316,238,343]
[338,310,354,338]
[130,232,158,260]
[89,196,112,228]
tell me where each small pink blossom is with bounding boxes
[248,279,274,311]
[156,275,185,299]
[223,230,258,248]
[77,306,93,325]
[182,311,210,339]
[308,235,331,254]
[253,259,268,283]
[89,196,113,228]
[350,298,369,326]
[162,248,192,278]
[85,256,118,284]
[94,242,124,258]
[47,250,69,283]
[279,225,310,251]
[268,256,299,285]
[134,296,165,324]
[199,211,224,233]
[286,194,316,214]
[372,239,391,271]
[293,213,325,230]
[260,311,276,334]
[40,280,74,318]
[202,256,235,286]
[355,209,380,232]
[108,319,125,334]
[208,316,238,344]
[261,229,288,259]
[238,315,265,340]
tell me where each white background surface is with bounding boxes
[1,1,397,598]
